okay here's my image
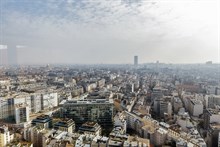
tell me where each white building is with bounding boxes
[204,108,220,129]
[189,99,203,117]
[205,95,220,108]
[40,92,58,110]
[0,97,9,119]
[15,103,30,124]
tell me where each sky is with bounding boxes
[0,0,219,64]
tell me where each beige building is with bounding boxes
[54,118,75,133]
[0,125,14,147]
[151,128,167,146]
[78,122,101,136]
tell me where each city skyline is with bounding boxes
[0,0,219,64]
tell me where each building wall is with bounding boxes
[0,126,12,147]
[15,106,29,124]
[189,100,203,117]
[62,101,114,127]
[204,111,220,129]
[151,128,167,146]
[206,95,220,108]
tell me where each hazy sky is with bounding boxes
[0,0,219,64]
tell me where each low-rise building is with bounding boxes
[54,118,75,133]
[0,125,14,147]
[151,128,167,146]
[32,115,52,129]
[78,122,101,136]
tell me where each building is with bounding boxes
[62,99,114,127]
[0,125,14,147]
[0,94,30,122]
[14,103,30,124]
[0,97,9,120]
[23,126,54,147]
[188,99,203,117]
[205,95,220,108]
[151,128,167,146]
[204,108,220,129]
[32,115,52,129]
[172,97,183,113]
[78,122,102,136]
[40,92,58,110]
[124,111,144,136]
[29,94,42,113]
[154,98,172,118]
[206,123,220,147]
[97,79,105,88]
[176,111,193,132]
[0,91,57,122]
[206,61,212,65]
[114,112,127,134]
[134,56,138,66]
[54,118,75,133]
[151,87,163,101]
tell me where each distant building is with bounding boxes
[97,79,105,88]
[134,56,138,66]
[206,61,212,64]
[54,118,75,133]
[78,122,102,136]
[32,115,52,129]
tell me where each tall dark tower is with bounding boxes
[134,56,138,66]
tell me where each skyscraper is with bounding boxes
[134,55,138,66]
[0,49,8,66]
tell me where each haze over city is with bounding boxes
[1,1,220,147]
[0,0,219,64]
